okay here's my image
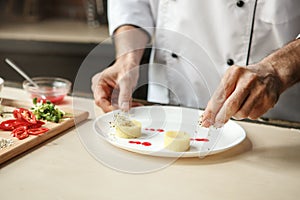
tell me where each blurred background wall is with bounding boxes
[0,0,149,99]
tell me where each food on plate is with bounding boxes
[0,108,49,140]
[113,114,142,139]
[31,98,65,123]
[164,131,190,152]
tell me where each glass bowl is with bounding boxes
[23,77,72,104]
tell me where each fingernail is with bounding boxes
[232,116,245,120]
[201,119,210,128]
[121,101,129,111]
[214,121,224,128]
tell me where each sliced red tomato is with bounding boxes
[27,127,49,135]
[13,108,37,124]
[12,126,29,140]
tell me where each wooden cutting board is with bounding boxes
[0,98,89,165]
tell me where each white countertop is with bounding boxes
[0,86,300,200]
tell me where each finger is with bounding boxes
[233,81,264,120]
[201,109,217,128]
[214,82,250,127]
[202,84,229,127]
[235,75,279,120]
[95,98,115,113]
[233,93,255,120]
[247,98,269,120]
[248,76,280,119]
[94,80,116,113]
[94,91,114,112]
[248,91,278,120]
[202,66,243,127]
[117,66,139,111]
[118,75,133,112]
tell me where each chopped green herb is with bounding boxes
[31,98,65,123]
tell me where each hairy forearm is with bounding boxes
[113,25,149,66]
[259,39,300,93]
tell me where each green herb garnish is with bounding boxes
[31,98,65,123]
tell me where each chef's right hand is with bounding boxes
[92,55,141,113]
[91,25,150,112]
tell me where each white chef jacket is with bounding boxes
[108,0,300,122]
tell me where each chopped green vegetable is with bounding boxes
[33,97,38,105]
[31,98,65,123]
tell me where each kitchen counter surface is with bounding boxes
[1,86,300,200]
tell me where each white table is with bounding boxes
[1,87,300,200]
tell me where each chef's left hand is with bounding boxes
[202,39,300,127]
[201,64,282,128]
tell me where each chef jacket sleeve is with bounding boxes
[297,34,300,39]
[107,0,155,37]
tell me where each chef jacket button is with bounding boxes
[236,0,245,7]
[227,59,234,66]
[171,52,178,58]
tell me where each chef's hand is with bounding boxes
[92,56,142,112]
[202,39,300,127]
[91,25,149,112]
[201,64,281,127]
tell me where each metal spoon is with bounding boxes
[4,58,46,100]
[4,58,39,88]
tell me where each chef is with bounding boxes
[92,0,300,126]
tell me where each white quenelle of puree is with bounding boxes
[115,115,142,139]
[164,131,190,152]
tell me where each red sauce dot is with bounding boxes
[142,142,152,146]
[194,138,209,142]
[145,128,149,130]
[157,129,164,132]
[150,128,155,131]
[129,141,141,144]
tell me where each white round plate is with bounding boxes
[93,106,246,158]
